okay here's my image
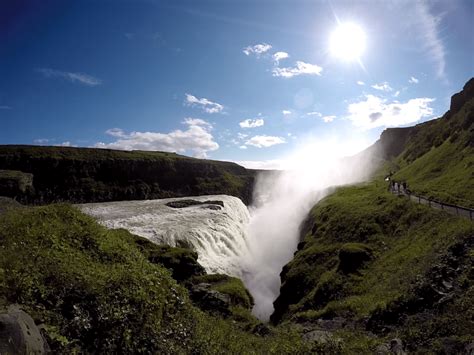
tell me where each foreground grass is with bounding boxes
[0,204,314,354]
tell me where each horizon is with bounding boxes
[1,0,473,169]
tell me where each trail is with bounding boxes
[389,181,473,220]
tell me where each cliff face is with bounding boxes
[0,146,256,205]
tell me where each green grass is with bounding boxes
[0,203,321,353]
[392,97,474,208]
[274,181,473,351]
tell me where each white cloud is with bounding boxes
[239,118,264,128]
[409,76,419,84]
[96,119,218,158]
[185,93,224,114]
[371,82,393,92]
[322,115,336,123]
[0,105,12,110]
[347,94,434,129]
[393,90,401,97]
[306,111,322,117]
[37,68,102,86]
[415,1,446,79]
[243,43,272,56]
[105,128,126,138]
[239,145,247,150]
[282,110,292,115]
[237,132,248,139]
[273,51,289,63]
[357,80,365,86]
[272,61,323,78]
[245,135,286,148]
[33,138,49,144]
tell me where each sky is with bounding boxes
[1,0,473,168]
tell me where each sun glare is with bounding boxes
[330,23,366,61]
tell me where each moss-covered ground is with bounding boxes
[0,203,320,354]
[273,180,473,353]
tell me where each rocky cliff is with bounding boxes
[0,146,256,205]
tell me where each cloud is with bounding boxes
[37,68,102,86]
[415,1,446,79]
[371,82,393,92]
[245,135,285,148]
[409,76,419,84]
[306,111,322,117]
[322,115,336,123]
[393,90,400,97]
[105,128,127,138]
[239,118,264,128]
[96,119,218,158]
[57,141,75,147]
[124,33,135,40]
[33,138,49,144]
[282,110,291,115]
[347,94,434,129]
[185,93,224,114]
[357,80,365,86]
[272,61,323,78]
[273,51,289,63]
[0,105,12,110]
[243,43,272,56]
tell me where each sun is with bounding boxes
[330,23,366,61]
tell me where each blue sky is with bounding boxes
[1,0,473,168]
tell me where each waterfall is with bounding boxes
[79,195,250,277]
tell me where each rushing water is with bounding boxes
[79,195,250,277]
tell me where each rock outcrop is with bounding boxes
[0,305,49,354]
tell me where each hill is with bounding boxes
[271,78,474,353]
[0,146,256,205]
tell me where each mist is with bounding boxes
[240,138,378,320]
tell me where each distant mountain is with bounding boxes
[0,146,256,205]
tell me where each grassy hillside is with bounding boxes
[271,79,474,353]
[372,78,474,207]
[0,203,316,354]
[272,181,473,353]
[392,94,473,207]
[0,145,256,205]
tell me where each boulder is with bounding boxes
[189,283,232,317]
[337,243,373,274]
[0,305,49,354]
[375,338,406,355]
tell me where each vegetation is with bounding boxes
[0,203,321,353]
[0,145,256,205]
[272,182,473,352]
[391,83,474,207]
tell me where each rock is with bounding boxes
[252,323,271,337]
[375,343,391,354]
[338,243,373,274]
[390,338,406,354]
[189,283,232,317]
[0,170,33,199]
[464,341,474,354]
[166,199,224,209]
[303,330,333,344]
[374,338,406,355]
[0,305,49,354]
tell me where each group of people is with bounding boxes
[386,174,410,195]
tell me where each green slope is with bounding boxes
[0,203,314,354]
[271,78,474,353]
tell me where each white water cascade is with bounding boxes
[79,195,250,277]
